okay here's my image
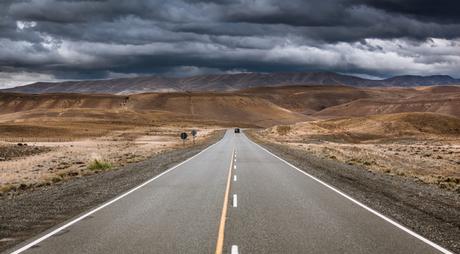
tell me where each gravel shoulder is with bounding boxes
[247,132,460,253]
[0,130,224,253]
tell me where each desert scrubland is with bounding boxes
[252,112,460,191]
[0,125,219,193]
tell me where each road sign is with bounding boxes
[180,132,188,146]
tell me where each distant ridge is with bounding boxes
[2,72,459,94]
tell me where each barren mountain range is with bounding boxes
[3,72,460,95]
[1,85,459,129]
[1,74,459,170]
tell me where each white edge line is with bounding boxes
[231,245,239,254]
[9,138,224,254]
[248,138,453,254]
[233,194,238,208]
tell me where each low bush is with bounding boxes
[276,125,291,136]
[87,159,112,171]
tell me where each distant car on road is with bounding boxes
[234,128,240,133]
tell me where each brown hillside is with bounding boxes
[267,112,460,143]
[0,93,127,114]
[129,93,309,126]
[316,112,460,137]
[240,86,370,114]
[415,85,460,93]
[1,85,459,131]
[0,92,308,128]
[315,92,460,118]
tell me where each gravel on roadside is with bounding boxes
[0,130,225,253]
[247,132,460,253]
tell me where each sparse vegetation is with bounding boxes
[255,112,460,191]
[0,183,16,193]
[87,159,112,171]
[276,125,291,135]
[0,125,219,194]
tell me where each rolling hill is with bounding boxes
[0,92,309,128]
[315,112,460,139]
[315,92,460,118]
[264,112,460,144]
[239,85,371,114]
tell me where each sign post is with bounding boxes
[191,130,197,145]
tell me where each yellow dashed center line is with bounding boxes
[215,148,235,254]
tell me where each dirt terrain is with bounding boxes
[0,145,51,161]
[256,112,460,191]
[0,126,220,194]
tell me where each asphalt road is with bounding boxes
[7,130,452,254]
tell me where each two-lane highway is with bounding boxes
[6,130,452,254]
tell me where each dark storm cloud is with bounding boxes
[350,0,460,23]
[0,0,459,88]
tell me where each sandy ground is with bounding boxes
[0,126,219,193]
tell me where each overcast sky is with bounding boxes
[0,0,459,88]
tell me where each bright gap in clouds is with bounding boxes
[0,72,57,89]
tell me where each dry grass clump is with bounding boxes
[276,125,291,135]
[87,159,112,171]
[0,183,16,193]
